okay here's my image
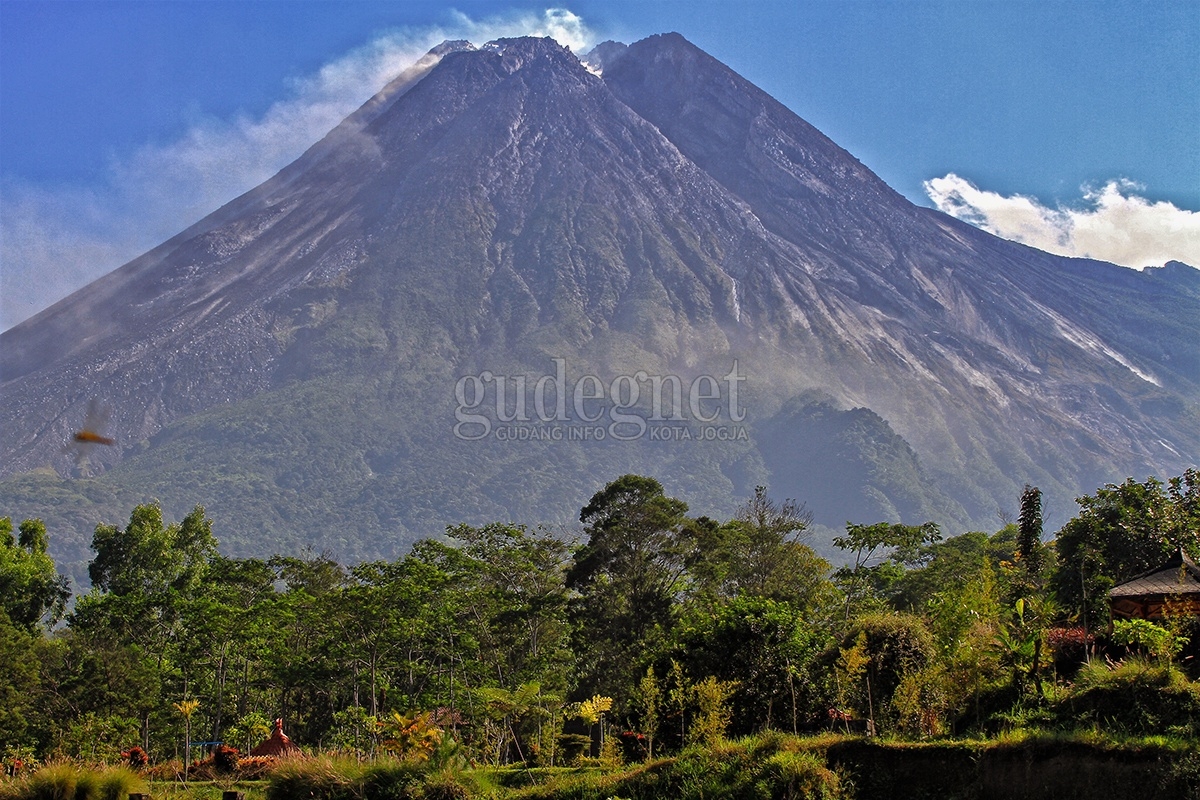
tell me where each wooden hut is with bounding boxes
[1109,549,1200,621]
[248,719,301,758]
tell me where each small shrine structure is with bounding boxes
[248,719,301,758]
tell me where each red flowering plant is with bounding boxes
[121,746,149,770]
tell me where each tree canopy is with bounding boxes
[3,470,1199,763]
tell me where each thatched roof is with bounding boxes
[248,719,301,757]
[1109,549,1200,598]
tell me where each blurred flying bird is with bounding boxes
[74,428,116,446]
[65,398,115,463]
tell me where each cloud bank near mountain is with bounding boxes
[925,173,1200,270]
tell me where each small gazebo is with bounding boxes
[1109,549,1200,621]
[248,719,301,758]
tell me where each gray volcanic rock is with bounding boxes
[1,34,1196,584]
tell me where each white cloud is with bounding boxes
[924,173,1200,269]
[0,8,595,331]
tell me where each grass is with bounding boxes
[0,764,145,800]
[4,734,1198,800]
[147,782,269,800]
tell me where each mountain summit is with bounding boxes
[2,34,1196,581]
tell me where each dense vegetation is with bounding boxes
[1,470,1199,798]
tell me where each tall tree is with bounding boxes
[447,523,572,692]
[832,521,941,620]
[0,517,70,630]
[87,504,217,599]
[0,608,43,748]
[1017,485,1045,578]
[1011,485,1046,606]
[687,487,830,613]
[70,504,221,753]
[567,475,689,702]
[261,551,346,742]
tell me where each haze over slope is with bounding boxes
[2,34,1196,586]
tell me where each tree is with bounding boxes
[174,698,200,778]
[837,613,935,734]
[892,531,990,609]
[332,560,410,719]
[1012,485,1046,603]
[71,504,222,755]
[669,596,825,736]
[88,504,216,599]
[686,677,737,747]
[0,518,70,630]
[686,487,832,614]
[447,523,572,691]
[1053,471,1200,626]
[567,475,690,702]
[634,667,661,759]
[573,694,614,760]
[261,551,347,742]
[833,521,941,620]
[473,682,547,765]
[1017,485,1044,573]
[888,531,1005,729]
[183,556,278,743]
[0,609,42,748]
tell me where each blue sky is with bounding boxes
[2,0,1198,330]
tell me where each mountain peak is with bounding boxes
[580,41,629,74]
[430,39,475,56]
[476,36,582,72]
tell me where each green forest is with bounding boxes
[2,470,1200,800]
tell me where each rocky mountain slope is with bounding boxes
[2,34,1196,585]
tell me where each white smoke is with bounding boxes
[924,173,1200,269]
[0,8,595,331]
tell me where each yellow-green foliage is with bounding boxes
[687,677,738,748]
[379,711,443,762]
[573,696,612,726]
[509,736,845,800]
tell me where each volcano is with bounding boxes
[2,34,1197,585]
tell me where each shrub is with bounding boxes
[265,756,449,800]
[118,747,147,771]
[759,750,842,800]
[359,760,423,800]
[1067,658,1200,735]
[236,754,276,779]
[94,767,143,800]
[1111,619,1188,663]
[21,762,77,800]
[267,757,359,800]
[414,770,473,800]
[1045,626,1094,677]
[838,613,936,732]
[555,734,592,765]
[1157,749,1200,799]
[213,744,240,773]
[184,744,242,781]
[0,764,144,800]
